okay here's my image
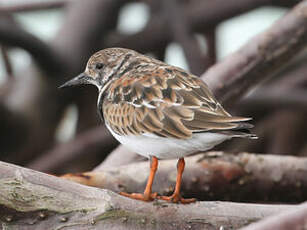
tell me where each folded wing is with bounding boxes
[103,67,255,139]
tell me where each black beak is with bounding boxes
[59,73,91,89]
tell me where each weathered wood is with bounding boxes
[0,160,294,230]
[65,152,307,203]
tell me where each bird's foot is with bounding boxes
[157,194,196,204]
[119,191,157,202]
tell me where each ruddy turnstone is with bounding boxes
[60,48,256,204]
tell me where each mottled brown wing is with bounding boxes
[103,67,251,139]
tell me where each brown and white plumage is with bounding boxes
[103,64,253,140]
[60,48,256,203]
[61,48,255,158]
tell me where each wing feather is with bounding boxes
[103,66,253,139]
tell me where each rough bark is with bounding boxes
[0,160,295,230]
[64,152,307,203]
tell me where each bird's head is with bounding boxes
[59,47,138,93]
[59,47,139,121]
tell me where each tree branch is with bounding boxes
[0,160,295,229]
[64,152,307,203]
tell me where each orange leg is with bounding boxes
[158,158,196,204]
[120,156,158,201]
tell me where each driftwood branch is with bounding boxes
[0,160,295,230]
[63,152,307,203]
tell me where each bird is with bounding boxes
[60,47,256,204]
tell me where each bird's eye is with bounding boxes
[95,63,104,70]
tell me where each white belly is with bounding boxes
[106,125,231,159]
